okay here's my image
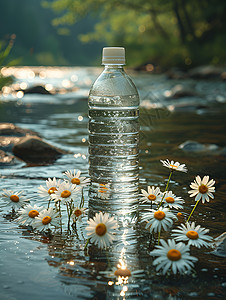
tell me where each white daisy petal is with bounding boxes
[172,222,213,248]
[1,189,30,210]
[142,207,176,234]
[160,159,187,172]
[17,204,44,226]
[52,180,80,204]
[150,239,197,275]
[32,207,60,231]
[63,169,90,188]
[85,212,118,249]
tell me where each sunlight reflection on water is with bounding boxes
[0,67,226,299]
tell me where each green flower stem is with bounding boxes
[66,202,71,230]
[80,188,84,208]
[158,170,173,209]
[186,199,200,223]
[47,198,51,209]
[84,238,90,251]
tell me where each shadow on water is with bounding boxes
[0,67,226,299]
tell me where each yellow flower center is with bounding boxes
[165,196,175,203]
[95,223,107,236]
[148,194,156,201]
[74,209,82,217]
[61,190,71,198]
[170,164,177,169]
[71,178,80,185]
[154,211,165,220]
[48,187,57,195]
[199,184,208,194]
[28,210,39,218]
[186,230,199,240]
[10,195,20,202]
[42,216,52,225]
[167,249,181,261]
[114,268,131,277]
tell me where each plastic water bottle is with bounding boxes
[88,47,139,214]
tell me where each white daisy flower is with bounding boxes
[17,204,44,226]
[97,183,110,200]
[52,180,80,204]
[160,159,188,173]
[86,212,118,249]
[140,186,163,204]
[162,191,185,210]
[142,207,177,233]
[172,222,213,248]
[150,239,198,275]
[32,207,60,231]
[64,169,90,188]
[72,207,86,222]
[38,177,61,200]
[188,175,215,203]
[1,189,29,210]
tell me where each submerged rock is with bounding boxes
[21,85,52,95]
[0,123,67,165]
[179,140,220,153]
[12,135,66,165]
[211,233,226,257]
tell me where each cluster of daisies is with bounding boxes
[141,159,215,275]
[1,159,216,276]
[1,170,89,231]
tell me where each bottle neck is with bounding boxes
[103,64,124,70]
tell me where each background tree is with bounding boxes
[43,0,226,68]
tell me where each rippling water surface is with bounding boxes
[0,67,226,299]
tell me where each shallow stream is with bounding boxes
[0,67,226,299]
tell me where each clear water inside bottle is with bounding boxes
[88,93,139,214]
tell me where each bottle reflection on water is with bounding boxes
[88,47,139,215]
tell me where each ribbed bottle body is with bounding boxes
[88,66,139,212]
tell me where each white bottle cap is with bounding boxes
[102,47,125,65]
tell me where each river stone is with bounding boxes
[211,233,226,257]
[0,123,38,137]
[22,85,52,95]
[12,135,66,164]
[179,140,219,153]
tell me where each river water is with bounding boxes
[0,67,226,299]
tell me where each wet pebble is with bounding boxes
[179,140,222,155]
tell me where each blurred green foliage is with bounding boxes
[0,36,22,91]
[0,0,103,66]
[43,0,226,68]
